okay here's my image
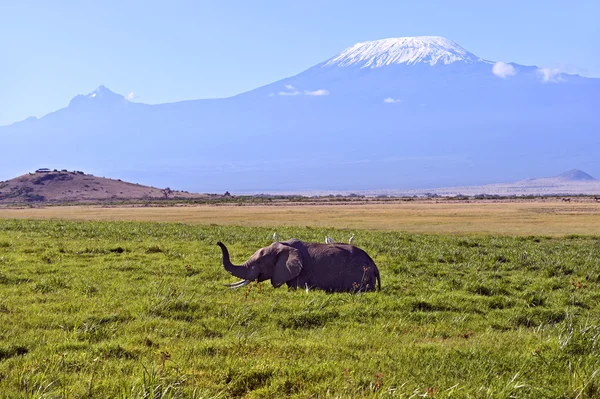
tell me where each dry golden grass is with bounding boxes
[2,200,600,235]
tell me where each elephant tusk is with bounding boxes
[223,279,248,287]
[229,280,251,289]
[223,279,252,289]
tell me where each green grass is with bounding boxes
[1,219,600,398]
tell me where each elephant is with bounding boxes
[217,239,381,292]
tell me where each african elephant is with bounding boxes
[217,239,380,292]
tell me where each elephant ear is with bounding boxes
[271,244,303,288]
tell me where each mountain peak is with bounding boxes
[556,169,596,181]
[92,85,113,94]
[68,85,126,109]
[324,36,486,68]
[88,85,123,99]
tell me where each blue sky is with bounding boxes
[1,0,598,125]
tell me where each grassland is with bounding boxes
[1,200,600,236]
[1,219,600,397]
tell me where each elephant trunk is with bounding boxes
[217,242,259,281]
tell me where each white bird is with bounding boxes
[305,282,310,294]
[273,232,278,242]
[349,234,355,244]
[325,236,334,244]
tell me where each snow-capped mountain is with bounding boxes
[1,36,598,193]
[324,36,486,68]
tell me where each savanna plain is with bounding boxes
[1,201,600,398]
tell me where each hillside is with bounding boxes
[0,170,209,203]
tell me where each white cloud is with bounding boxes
[537,68,563,83]
[125,92,136,101]
[492,62,516,78]
[277,90,300,96]
[277,86,329,96]
[304,89,329,96]
[383,97,402,103]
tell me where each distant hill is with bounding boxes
[382,169,600,197]
[0,170,209,203]
[556,169,597,182]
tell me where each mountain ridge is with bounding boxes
[3,36,592,125]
